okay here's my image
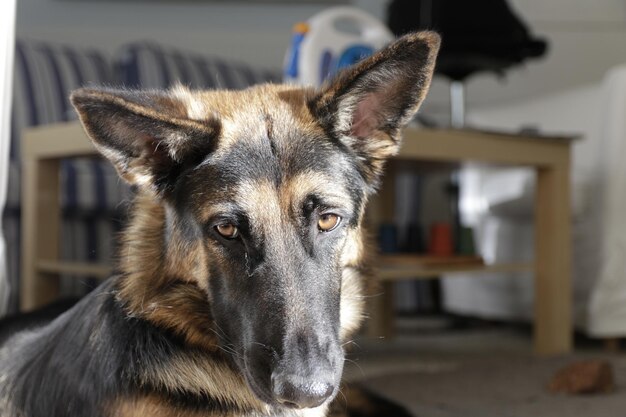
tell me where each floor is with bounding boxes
[343,317,626,417]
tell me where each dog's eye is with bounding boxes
[216,223,239,239]
[318,213,341,232]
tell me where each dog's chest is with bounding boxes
[109,396,233,417]
[109,396,329,417]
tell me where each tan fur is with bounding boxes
[111,396,330,417]
[284,171,356,215]
[186,84,321,159]
[138,352,268,413]
[111,395,219,417]
[115,193,219,353]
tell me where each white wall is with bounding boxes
[418,0,626,121]
[15,0,626,116]
[467,0,626,105]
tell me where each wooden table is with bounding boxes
[367,128,573,356]
[21,123,573,355]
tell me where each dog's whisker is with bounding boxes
[344,358,366,378]
[336,387,348,411]
[211,322,234,342]
[212,342,242,359]
[207,328,246,360]
[249,341,278,360]
[341,339,362,352]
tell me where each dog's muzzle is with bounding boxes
[244,328,343,409]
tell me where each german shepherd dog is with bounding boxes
[0,32,439,417]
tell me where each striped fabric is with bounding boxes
[4,39,280,312]
[5,40,123,311]
[117,42,281,90]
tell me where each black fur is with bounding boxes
[0,279,246,416]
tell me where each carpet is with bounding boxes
[343,324,626,417]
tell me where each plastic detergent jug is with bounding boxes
[284,6,394,87]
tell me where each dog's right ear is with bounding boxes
[71,88,219,196]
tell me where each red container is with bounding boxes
[428,222,454,256]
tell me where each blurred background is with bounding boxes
[15,0,626,113]
[2,0,626,415]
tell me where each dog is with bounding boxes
[0,32,439,417]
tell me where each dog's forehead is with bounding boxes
[198,86,351,174]
[178,84,320,138]
[181,84,341,168]
[178,85,362,220]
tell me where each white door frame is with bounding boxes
[0,0,17,315]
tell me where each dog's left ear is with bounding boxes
[310,31,440,186]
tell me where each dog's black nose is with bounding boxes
[271,372,334,409]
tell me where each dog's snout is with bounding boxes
[271,371,334,409]
[267,330,343,408]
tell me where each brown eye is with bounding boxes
[216,223,239,239]
[318,213,340,232]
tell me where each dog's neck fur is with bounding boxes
[114,193,211,345]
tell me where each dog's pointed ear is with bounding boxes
[71,87,219,196]
[310,31,440,186]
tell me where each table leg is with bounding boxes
[605,338,620,353]
[21,157,61,311]
[534,155,572,355]
[365,162,398,338]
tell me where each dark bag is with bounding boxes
[387,0,548,80]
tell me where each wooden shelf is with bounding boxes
[37,260,111,278]
[376,254,533,280]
